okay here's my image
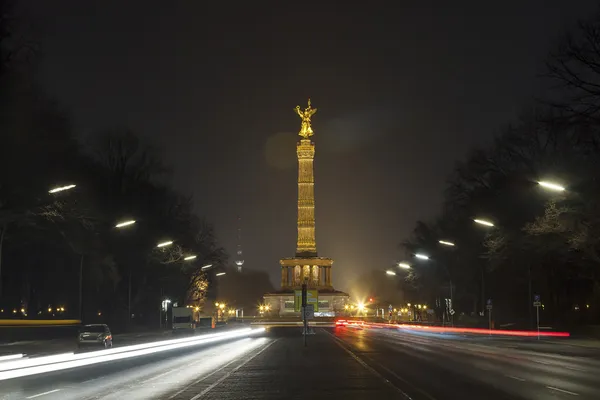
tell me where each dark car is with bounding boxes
[78,324,113,349]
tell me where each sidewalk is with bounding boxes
[188,330,402,400]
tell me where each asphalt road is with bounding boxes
[1,326,599,399]
[0,334,271,400]
[332,325,600,399]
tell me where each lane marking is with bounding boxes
[188,339,278,399]
[326,330,432,400]
[26,389,61,399]
[546,386,579,396]
[505,375,525,381]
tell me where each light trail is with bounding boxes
[334,320,570,337]
[0,328,264,380]
[0,354,24,362]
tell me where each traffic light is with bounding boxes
[369,297,374,303]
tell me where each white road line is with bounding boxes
[26,389,61,399]
[546,386,579,396]
[505,375,525,381]
[189,339,278,400]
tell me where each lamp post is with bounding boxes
[413,252,454,327]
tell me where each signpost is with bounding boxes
[295,289,318,312]
[533,295,541,340]
[486,299,493,335]
[304,304,315,320]
[302,282,307,347]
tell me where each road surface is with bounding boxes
[333,325,600,399]
[1,326,599,399]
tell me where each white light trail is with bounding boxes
[0,328,264,381]
[0,354,23,362]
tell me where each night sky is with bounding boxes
[19,1,598,291]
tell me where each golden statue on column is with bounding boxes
[294,99,317,139]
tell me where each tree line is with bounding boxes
[0,0,226,328]
[401,11,600,328]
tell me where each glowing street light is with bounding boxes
[49,184,76,194]
[386,270,397,276]
[357,303,365,311]
[201,264,213,270]
[115,220,136,228]
[439,240,455,246]
[538,181,565,192]
[474,219,494,227]
[156,240,173,248]
[397,262,411,269]
[415,253,429,260]
[216,272,226,276]
[184,255,197,261]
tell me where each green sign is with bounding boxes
[294,290,318,312]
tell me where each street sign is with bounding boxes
[486,299,493,310]
[304,304,314,320]
[294,290,319,312]
[449,309,455,315]
[388,304,393,311]
[533,294,541,307]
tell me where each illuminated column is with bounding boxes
[296,139,317,256]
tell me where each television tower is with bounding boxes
[235,216,244,272]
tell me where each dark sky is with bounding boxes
[20,1,598,291]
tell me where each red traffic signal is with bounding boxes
[369,298,374,302]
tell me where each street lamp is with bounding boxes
[115,220,136,228]
[201,264,213,270]
[415,253,429,260]
[156,240,173,248]
[474,219,494,227]
[184,255,197,261]
[438,240,455,246]
[216,272,226,276]
[386,270,397,276]
[398,262,411,269]
[538,181,565,192]
[49,184,76,194]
